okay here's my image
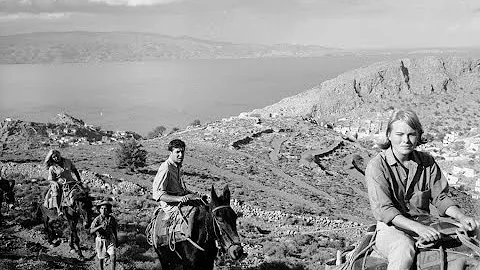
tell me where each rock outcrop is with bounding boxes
[0,114,142,152]
[51,113,85,126]
[251,56,480,121]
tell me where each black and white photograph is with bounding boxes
[1,0,480,269]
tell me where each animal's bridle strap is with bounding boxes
[211,205,231,213]
[211,205,240,252]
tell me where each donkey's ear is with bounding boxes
[210,184,218,202]
[222,185,230,202]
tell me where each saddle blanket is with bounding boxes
[148,205,196,248]
[43,185,82,209]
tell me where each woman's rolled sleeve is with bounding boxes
[430,162,457,215]
[365,161,401,223]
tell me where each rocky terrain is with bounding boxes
[0,32,343,64]
[1,56,479,270]
[251,56,480,129]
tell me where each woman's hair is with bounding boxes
[168,139,186,151]
[44,149,62,169]
[377,109,427,149]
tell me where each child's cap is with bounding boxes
[97,200,113,208]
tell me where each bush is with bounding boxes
[190,119,201,126]
[168,127,180,135]
[115,140,147,172]
[147,125,166,139]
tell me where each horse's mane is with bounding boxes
[71,188,90,200]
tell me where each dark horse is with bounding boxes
[0,178,15,223]
[36,184,94,259]
[155,185,244,270]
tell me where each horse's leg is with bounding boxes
[43,214,54,244]
[69,219,84,259]
[155,247,175,270]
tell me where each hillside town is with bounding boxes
[1,113,142,149]
[332,115,480,199]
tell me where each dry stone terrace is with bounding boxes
[145,115,376,223]
[0,161,145,196]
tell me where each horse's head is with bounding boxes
[1,179,15,209]
[210,184,244,260]
[72,191,94,229]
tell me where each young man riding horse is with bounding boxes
[150,139,244,269]
[152,139,202,224]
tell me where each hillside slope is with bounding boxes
[251,56,480,133]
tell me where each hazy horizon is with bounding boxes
[1,0,480,50]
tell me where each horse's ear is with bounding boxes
[210,184,218,203]
[222,185,230,202]
[9,180,15,189]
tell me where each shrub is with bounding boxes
[168,127,180,135]
[115,140,147,172]
[190,119,201,126]
[147,125,166,139]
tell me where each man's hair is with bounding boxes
[377,109,426,149]
[168,139,186,151]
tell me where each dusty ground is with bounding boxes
[1,114,479,270]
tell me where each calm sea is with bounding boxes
[0,53,474,135]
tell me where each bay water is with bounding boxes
[0,53,472,135]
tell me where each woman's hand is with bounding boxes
[458,215,480,231]
[414,223,442,243]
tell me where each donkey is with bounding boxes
[154,185,244,270]
[36,186,94,259]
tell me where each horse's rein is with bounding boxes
[211,205,241,252]
[1,191,9,214]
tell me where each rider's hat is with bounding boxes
[97,200,113,208]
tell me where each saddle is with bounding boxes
[146,204,197,249]
[60,182,83,207]
[43,182,83,209]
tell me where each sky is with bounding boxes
[1,0,480,49]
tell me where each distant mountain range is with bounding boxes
[0,31,345,64]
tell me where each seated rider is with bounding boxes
[365,109,480,270]
[152,139,202,236]
[43,149,83,216]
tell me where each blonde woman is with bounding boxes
[365,109,479,270]
[43,149,82,216]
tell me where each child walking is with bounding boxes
[91,201,118,270]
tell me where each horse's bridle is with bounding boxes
[211,205,241,253]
